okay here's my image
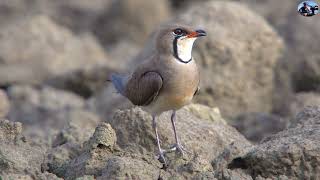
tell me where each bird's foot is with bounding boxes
[169,143,189,156]
[156,149,168,168]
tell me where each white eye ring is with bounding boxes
[173,28,185,36]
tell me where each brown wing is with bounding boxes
[125,71,163,106]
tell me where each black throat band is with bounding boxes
[173,36,192,64]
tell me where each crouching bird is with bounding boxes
[110,24,206,166]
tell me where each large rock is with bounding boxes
[46,122,116,179]
[0,119,46,178]
[0,0,113,33]
[7,85,85,124]
[283,14,320,94]
[212,141,253,179]
[228,106,320,179]
[93,0,171,47]
[51,109,102,148]
[87,86,134,120]
[289,93,320,119]
[0,0,44,26]
[0,89,10,118]
[98,156,161,180]
[47,104,252,179]
[172,1,284,118]
[44,0,113,32]
[184,103,226,125]
[7,85,100,144]
[0,119,22,143]
[46,65,118,98]
[1,173,62,180]
[290,106,320,128]
[44,41,139,98]
[109,105,251,164]
[45,39,140,98]
[0,15,110,85]
[235,0,320,116]
[230,112,288,143]
[247,0,320,95]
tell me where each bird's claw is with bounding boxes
[156,149,168,167]
[169,143,189,156]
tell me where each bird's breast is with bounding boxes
[157,59,199,110]
[143,60,199,115]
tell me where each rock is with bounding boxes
[184,104,226,125]
[107,40,141,71]
[83,123,117,150]
[253,0,320,94]
[7,85,87,143]
[87,86,134,120]
[290,106,320,128]
[212,141,253,172]
[289,93,320,119]
[285,19,320,93]
[93,0,171,47]
[0,138,44,174]
[236,0,320,115]
[0,120,59,180]
[1,174,34,180]
[228,106,320,179]
[0,119,22,143]
[215,169,253,180]
[45,65,118,98]
[0,0,44,26]
[47,104,251,179]
[44,0,113,33]
[52,109,102,148]
[109,105,251,163]
[45,39,140,98]
[75,176,96,180]
[212,141,253,179]
[0,89,10,118]
[1,172,63,180]
[172,1,284,118]
[39,172,64,180]
[45,40,140,98]
[0,0,113,34]
[0,15,109,86]
[271,55,294,117]
[7,85,85,123]
[230,112,288,143]
[98,156,161,180]
[8,98,101,178]
[0,119,45,177]
[47,122,118,179]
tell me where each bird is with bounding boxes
[110,24,206,166]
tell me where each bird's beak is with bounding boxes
[187,29,207,38]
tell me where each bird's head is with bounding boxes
[156,24,207,63]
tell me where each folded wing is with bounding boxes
[125,71,163,106]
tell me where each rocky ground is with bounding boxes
[1,0,320,179]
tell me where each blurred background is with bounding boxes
[0,0,319,144]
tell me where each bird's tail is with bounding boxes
[110,74,128,95]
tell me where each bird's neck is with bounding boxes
[173,37,196,64]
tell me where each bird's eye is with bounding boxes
[173,28,185,36]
